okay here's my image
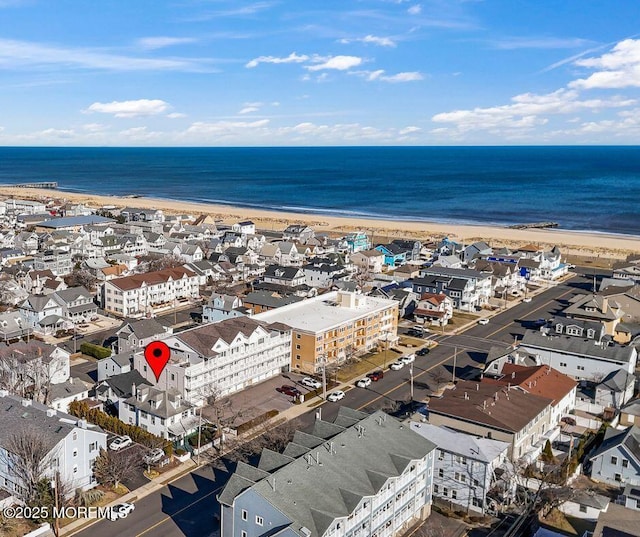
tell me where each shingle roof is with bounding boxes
[108,266,196,291]
[427,380,552,433]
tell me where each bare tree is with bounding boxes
[92,448,138,489]
[138,254,184,273]
[64,269,98,292]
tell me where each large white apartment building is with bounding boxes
[101,266,200,318]
[133,317,291,404]
[218,408,436,537]
[0,392,106,496]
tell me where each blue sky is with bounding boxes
[0,0,639,146]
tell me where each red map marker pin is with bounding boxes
[144,341,171,382]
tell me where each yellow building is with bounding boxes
[255,291,398,374]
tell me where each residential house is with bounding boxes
[544,317,605,342]
[282,224,314,243]
[94,369,151,410]
[202,293,248,324]
[120,207,164,222]
[32,249,73,276]
[413,293,454,327]
[372,285,419,319]
[0,276,28,306]
[432,254,464,269]
[0,248,26,266]
[19,294,67,335]
[419,267,492,307]
[613,263,640,284]
[133,317,292,403]
[97,353,133,382]
[255,290,398,374]
[344,231,370,253]
[52,287,97,324]
[589,425,640,487]
[4,199,47,214]
[13,231,39,255]
[390,239,422,262]
[426,379,553,461]
[232,221,256,235]
[592,502,639,537]
[0,310,33,342]
[564,294,624,336]
[261,265,307,288]
[242,290,304,314]
[620,398,640,428]
[166,242,204,263]
[461,241,492,264]
[97,264,128,281]
[519,330,637,383]
[0,392,106,495]
[0,340,70,391]
[482,364,577,436]
[102,266,200,318]
[619,483,640,511]
[375,243,409,267]
[411,275,478,312]
[218,408,436,537]
[120,385,200,441]
[49,377,91,413]
[557,491,610,521]
[116,318,172,353]
[302,259,351,288]
[351,249,385,274]
[410,422,511,514]
[276,241,303,266]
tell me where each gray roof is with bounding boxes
[0,392,99,454]
[520,330,636,364]
[218,409,436,537]
[571,490,610,510]
[103,369,151,399]
[36,215,114,228]
[54,286,93,304]
[21,294,60,312]
[420,266,489,281]
[598,369,635,392]
[564,294,621,322]
[49,378,89,401]
[124,386,192,419]
[621,398,640,417]
[244,290,304,309]
[409,422,510,463]
[590,425,640,464]
[119,318,167,340]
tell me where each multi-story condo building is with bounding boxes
[255,291,398,374]
[33,249,73,276]
[101,266,200,318]
[0,392,106,496]
[218,407,436,537]
[416,267,492,310]
[133,317,291,404]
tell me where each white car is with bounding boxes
[477,318,489,325]
[399,354,415,364]
[523,297,532,303]
[327,390,345,402]
[109,435,133,451]
[356,377,372,388]
[300,376,322,389]
[389,361,404,371]
[107,502,135,521]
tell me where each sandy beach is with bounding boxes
[1,186,638,258]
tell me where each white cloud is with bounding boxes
[167,112,187,119]
[239,106,260,114]
[354,69,423,82]
[570,39,640,89]
[340,35,396,47]
[136,37,197,50]
[85,99,170,118]
[399,126,421,135]
[119,126,162,142]
[305,55,363,71]
[185,119,270,137]
[408,4,422,15]
[0,38,214,72]
[490,37,591,50]
[82,123,106,132]
[432,89,635,133]
[246,52,309,68]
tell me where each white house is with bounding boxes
[97,353,133,382]
[351,249,385,274]
[0,392,106,496]
[133,317,291,404]
[49,377,91,413]
[410,422,512,514]
[0,341,71,394]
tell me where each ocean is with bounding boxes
[0,146,639,235]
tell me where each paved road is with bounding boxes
[74,272,594,537]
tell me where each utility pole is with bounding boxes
[52,471,60,537]
[452,346,457,384]
[321,357,327,400]
[409,364,414,400]
[196,403,203,465]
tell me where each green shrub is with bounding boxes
[235,410,279,435]
[80,342,112,359]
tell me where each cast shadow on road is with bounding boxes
[159,463,232,537]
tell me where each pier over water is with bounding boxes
[6,181,58,189]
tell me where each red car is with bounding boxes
[367,370,384,381]
[276,385,302,397]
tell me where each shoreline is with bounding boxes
[1,186,639,258]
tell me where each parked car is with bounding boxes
[300,377,322,389]
[523,297,532,303]
[327,390,345,402]
[108,503,135,521]
[143,448,165,465]
[416,347,430,356]
[407,328,424,337]
[109,435,133,451]
[477,318,489,325]
[389,361,404,371]
[356,377,372,388]
[399,354,415,364]
[533,318,547,327]
[367,370,384,381]
[276,385,302,397]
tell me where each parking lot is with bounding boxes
[105,433,149,491]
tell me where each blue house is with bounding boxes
[344,231,370,253]
[375,243,408,267]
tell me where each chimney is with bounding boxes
[21,399,32,407]
[78,419,87,429]
[601,296,608,312]
[511,371,516,379]
[464,392,469,400]
[46,408,56,417]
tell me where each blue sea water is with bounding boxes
[0,146,639,235]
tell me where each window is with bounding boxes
[89,442,96,452]
[296,344,301,350]
[241,510,247,521]
[296,334,301,339]
[256,516,263,526]
[73,431,77,441]
[442,487,449,497]
[611,456,618,465]
[433,484,439,494]
[615,473,622,482]
[622,459,629,468]
[577,365,585,371]
[438,469,444,478]
[241,532,247,537]
[579,505,587,513]
[451,490,457,500]
[559,362,567,367]
[73,449,78,458]
[438,449,444,460]
[73,465,78,474]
